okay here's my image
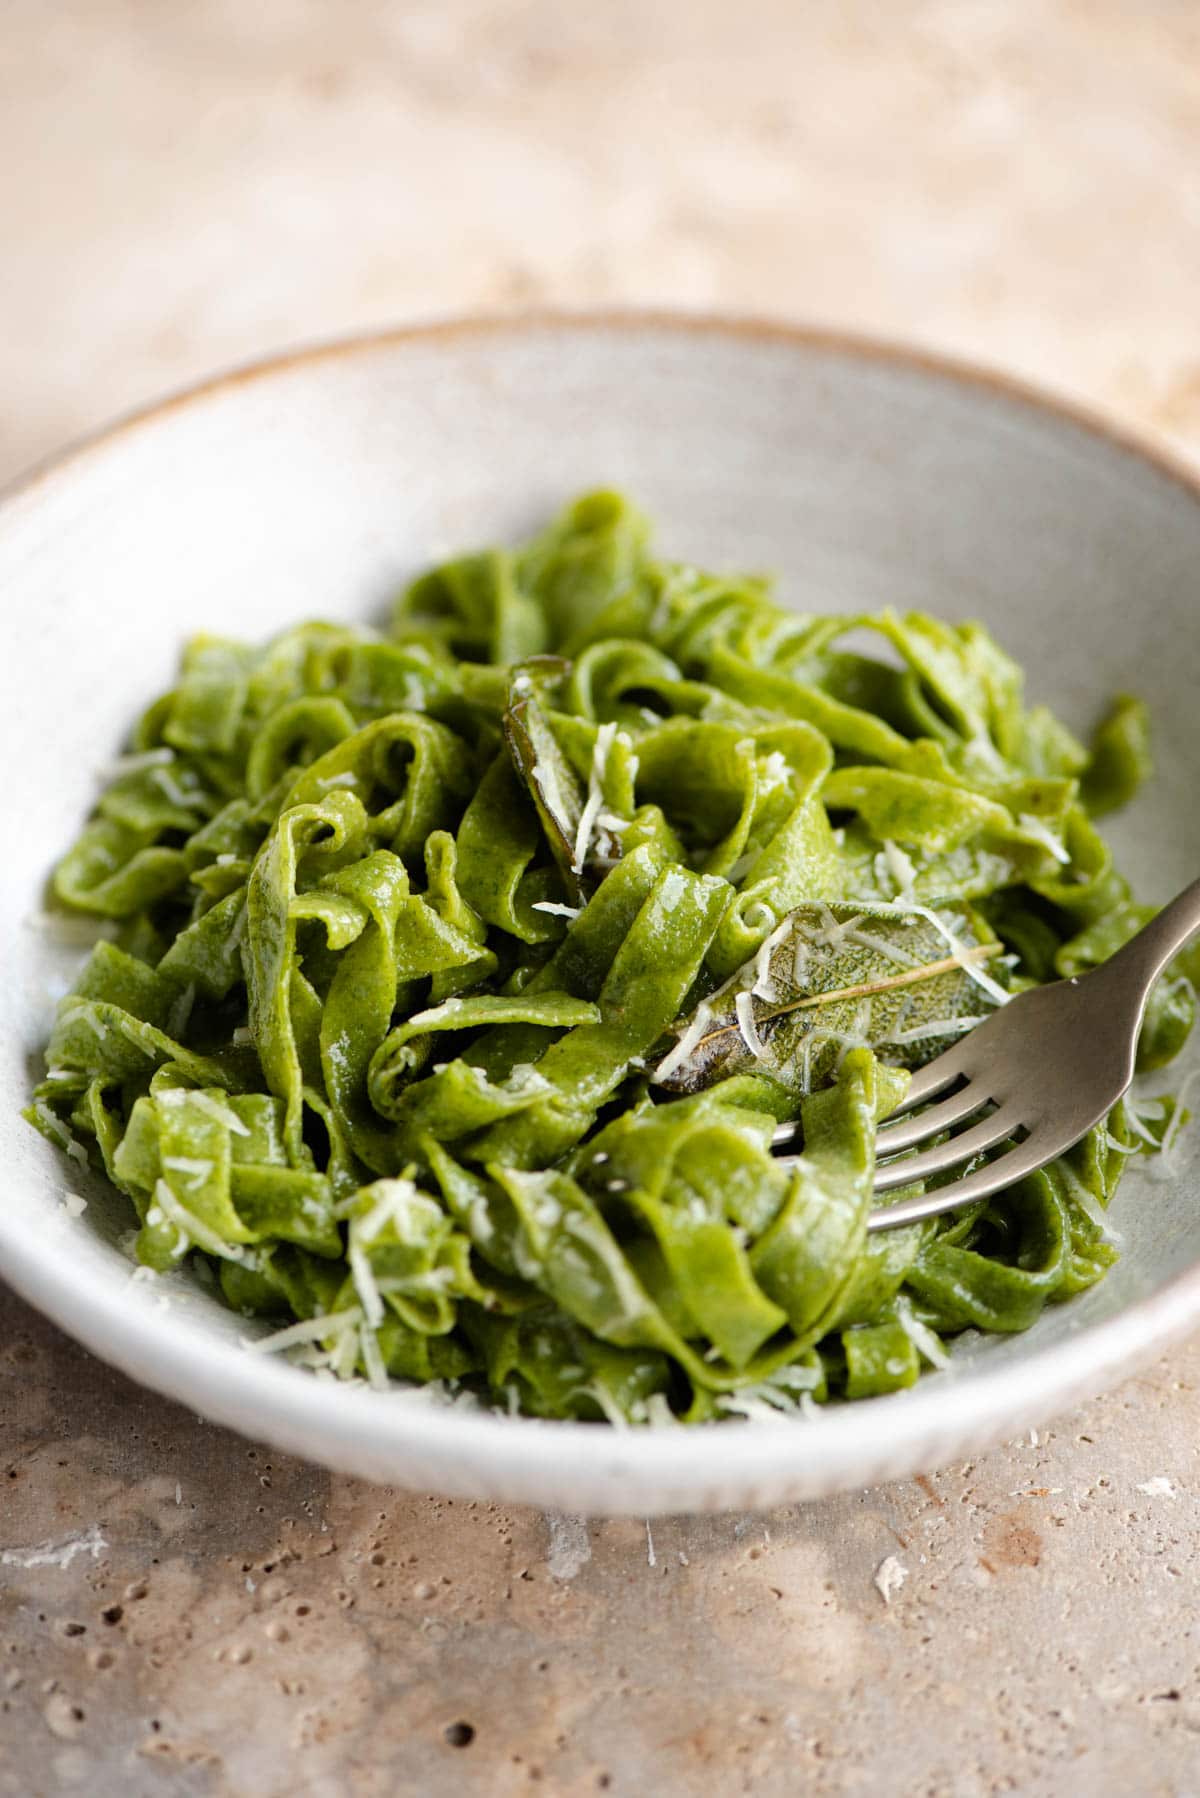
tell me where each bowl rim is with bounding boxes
[8,308,1200,513]
[6,308,1200,1510]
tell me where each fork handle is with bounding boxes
[1100,873,1200,1014]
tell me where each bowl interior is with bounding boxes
[4,318,1200,1512]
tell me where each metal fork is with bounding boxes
[771,875,1200,1232]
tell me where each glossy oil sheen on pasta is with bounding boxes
[26,493,1194,1423]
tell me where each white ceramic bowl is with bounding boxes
[4,316,1200,1514]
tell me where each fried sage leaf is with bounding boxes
[656,901,1008,1095]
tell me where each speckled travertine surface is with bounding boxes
[4,1297,1200,1795]
[4,3,1200,1793]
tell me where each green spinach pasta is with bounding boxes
[27,492,1193,1423]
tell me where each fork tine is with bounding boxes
[873,1081,989,1157]
[866,1133,1051,1231]
[872,1107,1022,1192]
[883,1045,974,1117]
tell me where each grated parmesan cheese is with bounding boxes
[867,900,1010,1006]
[759,749,790,789]
[716,1393,792,1422]
[98,746,176,781]
[572,721,618,873]
[1057,1159,1122,1242]
[575,1382,630,1428]
[881,838,918,897]
[881,1015,979,1048]
[964,729,1007,775]
[1120,1093,1168,1148]
[152,764,201,810]
[843,926,923,971]
[734,991,766,1060]
[834,998,874,1072]
[356,1178,427,1246]
[873,1554,908,1604]
[1153,1068,1200,1176]
[751,919,793,1001]
[359,1321,390,1391]
[715,1361,824,1421]
[166,982,196,1040]
[176,1090,251,1135]
[1103,1129,1141,1157]
[31,1102,90,1168]
[162,1155,215,1191]
[331,1323,363,1382]
[895,1298,950,1370]
[243,1310,361,1355]
[1017,811,1071,865]
[348,1241,384,1327]
[153,1177,245,1262]
[791,933,811,990]
[652,1001,714,1085]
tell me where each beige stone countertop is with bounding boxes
[4,4,1200,1793]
